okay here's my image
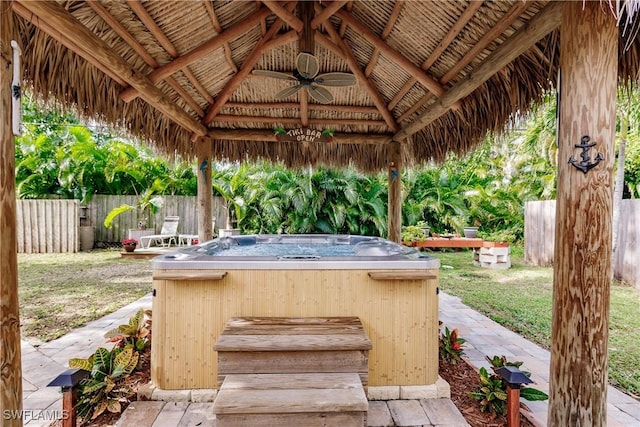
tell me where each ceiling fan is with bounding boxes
[253,52,356,104]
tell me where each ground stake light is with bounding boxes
[47,368,88,427]
[495,366,533,427]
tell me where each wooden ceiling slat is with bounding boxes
[87,1,203,116]
[394,1,563,142]
[201,3,299,127]
[333,8,460,109]
[16,0,207,136]
[318,5,398,132]
[388,0,481,110]
[120,6,272,102]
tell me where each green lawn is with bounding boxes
[18,250,152,344]
[434,247,640,399]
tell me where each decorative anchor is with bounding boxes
[568,135,604,174]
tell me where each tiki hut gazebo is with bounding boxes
[1,1,639,425]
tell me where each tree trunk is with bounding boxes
[549,3,617,426]
[0,1,24,424]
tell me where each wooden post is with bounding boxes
[0,1,24,425]
[387,141,402,242]
[197,138,213,242]
[505,385,520,427]
[549,3,617,426]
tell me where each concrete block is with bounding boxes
[137,383,156,400]
[481,247,510,256]
[190,388,217,403]
[479,254,498,263]
[151,388,191,402]
[436,376,451,398]
[399,384,438,399]
[367,386,399,400]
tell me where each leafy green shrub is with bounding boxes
[439,325,466,364]
[69,346,139,424]
[105,308,152,352]
[401,225,427,243]
[477,229,517,243]
[471,355,549,416]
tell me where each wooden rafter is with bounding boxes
[317,5,399,132]
[224,102,380,115]
[338,1,353,37]
[262,0,304,32]
[16,0,207,136]
[208,129,392,145]
[201,2,298,127]
[88,1,203,117]
[398,0,531,122]
[211,116,387,127]
[120,6,272,102]
[388,0,481,110]
[311,1,349,29]
[332,8,460,109]
[365,0,404,77]
[393,1,563,142]
[203,0,238,73]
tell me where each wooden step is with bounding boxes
[214,317,371,388]
[213,373,368,427]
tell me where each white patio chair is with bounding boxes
[139,216,180,249]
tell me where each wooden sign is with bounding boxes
[275,127,334,143]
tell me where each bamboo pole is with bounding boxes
[0,1,24,425]
[549,3,617,425]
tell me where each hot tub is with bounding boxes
[151,234,440,390]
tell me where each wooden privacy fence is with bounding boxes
[16,196,226,253]
[17,199,79,253]
[525,199,640,289]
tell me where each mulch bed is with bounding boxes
[439,358,536,427]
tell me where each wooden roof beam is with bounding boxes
[120,6,272,102]
[393,1,563,142]
[201,2,298,127]
[397,0,531,122]
[16,0,207,137]
[208,129,392,145]
[224,102,380,115]
[388,0,481,110]
[262,0,303,32]
[331,8,461,110]
[317,5,399,133]
[202,0,238,73]
[211,116,387,127]
[88,1,203,117]
[310,1,349,29]
[365,0,404,77]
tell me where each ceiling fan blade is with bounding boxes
[307,84,333,104]
[314,72,357,87]
[275,84,303,100]
[296,52,319,79]
[252,70,298,81]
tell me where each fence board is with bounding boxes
[525,199,639,289]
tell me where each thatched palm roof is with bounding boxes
[11,0,640,170]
